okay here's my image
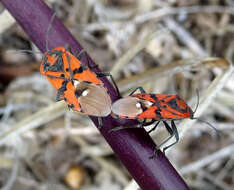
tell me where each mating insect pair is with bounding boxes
[40,14,218,157]
[41,47,218,157]
[41,44,218,156]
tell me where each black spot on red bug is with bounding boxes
[57,80,68,97]
[40,46,114,117]
[73,67,84,74]
[75,88,87,99]
[167,98,178,110]
[149,94,157,102]
[155,108,162,119]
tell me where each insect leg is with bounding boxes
[96,72,120,97]
[56,89,64,101]
[147,121,160,134]
[65,44,72,53]
[97,117,103,130]
[150,121,174,158]
[141,119,155,126]
[108,122,144,133]
[108,125,136,133]
[129,87,146,95]
[162,120,179,154]
[109,119,156,133]
[76,50,99,69]
[76,49,86,61]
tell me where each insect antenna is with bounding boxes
[193,117,219,133]
[192,89,222,136]
[193,88,200,115]
[45,13,56,52]
[192,117,223,138]
[9,13,57,56]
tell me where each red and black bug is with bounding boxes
[39,14,119,127]
[111,87,218,156]
[9,13,119,128]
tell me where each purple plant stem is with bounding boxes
[1,0,190,189]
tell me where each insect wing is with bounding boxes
[111,96,143,119]
[62,51,103,85]
[132,94,193,120]
[159,95,193,120]
[63,81,82,112]
[75,82,112,117]
[132,94,157,103]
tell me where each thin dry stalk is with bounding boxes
[111,27,168,77]
[0,156,13,168]
[180,143,234,175]
[0,101,67,145]
[199,170,233,190]
[164,18,207,57]
[117,57,226,92]
[124,180,139,190]
[0,10,15,34]
[135,6,234,24]
[1,151,19,190]
[72,136,128,185]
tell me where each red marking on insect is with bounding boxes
[38,13,122,129]
[40,46,102,87]
[11,13,118,128]
[112,93,193,121]
[40,46,112,117]
[111,87,218,156]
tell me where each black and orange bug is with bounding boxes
[111,87,218,156]
[39,13,120,127]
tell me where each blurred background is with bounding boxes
[0,0,234,190]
